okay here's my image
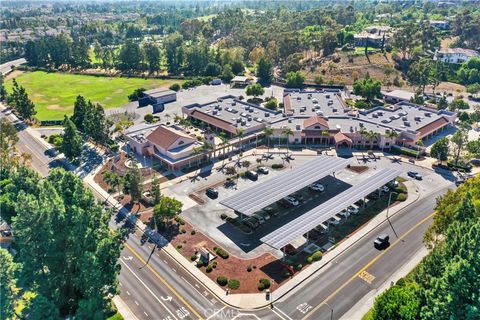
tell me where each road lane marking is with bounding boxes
[120,260,178,320]
[172,268,177,273]
[144,311,149,317]
[206,306,226,320]
[125,242,204,319]
[272,307,294,320]
[358,270,375,284]
[134,300,139,306]
[180,276,214,306]
[302,212,435,320]
[126,291,131,296]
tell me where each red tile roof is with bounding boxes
[303,116,329,129]
[417,117,449,138]
[333,132,352,145]
[147,125,194,150]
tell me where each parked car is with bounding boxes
[205,188,219,199]
[257,167,269,174]
[263,206,279,217]
[282,196,300,207]
[243,217,259,229]
[309,182,325,192]
[328,216,341,225]
[374,234,390,249]
[379,185,390,193]
[291,192,304,202]
[367,192,380,200]
[283,244,297,255]
[315,223,329,234]
[407,171,422,180]
[257,211,271,221]
[347,205,359,215]
[387,180,399,188]
[339,210,350,218]
[245,170,258,181]
[253,214,265,224]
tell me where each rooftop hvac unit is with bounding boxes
[218,99,223,102]
[225,107,231,112]
[414,116,421,121]
[217,112,222,116]
[350,126,354,132]
[402,116,408,121]
[332,108,338,112]
[241,120,247,125]
[316,110,323,116]
[297,96,302,100]
[404,121,411,126]
[312,99,318,103]
[256,118,263,123]
[373,113,378,118]
[232,101,236,106]
[425,112,431,117]
[296,124,301,130]
[212,110,218,115]
[249,107,254,112]
[325,94,330,99]
[328,100,333,105]
[218,106,222,110]
[265,112,270,117]
[214,105,219,110]
[359,122,364,127]
[377,111,384,116]
[247,116,252,121]
[236,118,241,123]
[288,118,293,123]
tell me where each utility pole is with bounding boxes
[324,302,334,320]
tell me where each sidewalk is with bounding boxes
[112,296,138,320]
[85,163,425,309]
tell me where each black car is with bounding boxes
[205,188,219,199]
[407,171,422,180]
[374,234,390,249]
[245,170,258,181]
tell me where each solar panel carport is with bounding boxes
[261,168,400,250]
[220,156,349,216]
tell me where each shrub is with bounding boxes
[212,261,217,268]
[176,244,182,249]
[391,145,421,158]
[264,99,278,110]
[217,276,228,286]
[191,230,196,235]
[220,213,228,220]
[295,263,303,271]
[182,79,203,89]
[306,256,313,264]
[282,269,291,278]
[190,254,197,261]
[242,160,251,168]
[214,247,229,259]
[314,75,324,85]
[169,83,181,92]
[144,113,154,123]
[196,260,204,268]
[206,265,213,273]
[247,265,253,272]
[355,100,370,109]
[396,193,407,201]
[311,251,323,261]
[227,279,240,289]
[128,88,146,101]
[180,229,186,234]
[258,278,271,291]
[271,163,284,169]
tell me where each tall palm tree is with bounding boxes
[282,128,294,157]
[218,132,229,166]
[385,130,399,150]
[358,127,368,148]
[235,128,245,164]
[366,130,379,150]
[263,127,274,157]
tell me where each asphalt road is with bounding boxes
[5,101,452,320]
[0,58,26,75]
[272,185,451,320]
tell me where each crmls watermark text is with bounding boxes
[204,308,240,319]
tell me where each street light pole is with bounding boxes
[386,192,398,238]
[324,302,334,320]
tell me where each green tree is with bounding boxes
[83,101,110,145]
[128,88,146,102]
[353,77,381,102]
[71,95,88,131]
[450,128,468,165]
[61,116,83,160]
[151,177,161,205]
[143,43,161,74]
[245,83,264,97]
[285,71,305,88]
[466,140,480,158]
[282,128,294,156]
[314,75,324,85]
[12,169,123,318]
[118,40,143,72]
[221,64,235,82]
[437,95,448,110]
[371,281,421,320]
[256,58,273,82]
[0,73,7,101]
[9,79,36,121]
[103,171,122,195]
[20,292,60,320]
[408,58,435,94]
[263,127,274,156]
[0,118,19,166]
[467,83,480,97]
[124,165,143,203]
[430,137,449,163]
[231,60,245,75]
[204,62,222,77]
[164,33,184,74]
[0,248,17,320]
[153,196,183,229]
[264,99,278,110]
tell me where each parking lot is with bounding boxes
[175,152,452,258]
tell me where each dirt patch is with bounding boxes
[347,165,369,173]
[46,105,63,110]
[169,222,291,293]
[32,93,45,98]
[114,89,124,94]
[4,70,24,80]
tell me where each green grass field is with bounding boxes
[5,71,181,121]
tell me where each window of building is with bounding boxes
[385,142,390,146]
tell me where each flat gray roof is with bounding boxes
[220,156,349,216]
[261,168,400,250]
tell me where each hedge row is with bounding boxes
[213,247,229,259]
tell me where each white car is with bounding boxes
[339,210,350,218]
[379,186,390,193]
[347,205,359,215]
[328,216,341,225]
[309,183,325,192]
[283,196,300,207]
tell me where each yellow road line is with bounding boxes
[125,242,204,320]
[302,212,435,320]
